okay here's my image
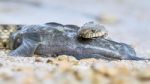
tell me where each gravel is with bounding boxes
[0,49,150,84]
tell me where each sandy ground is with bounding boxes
[1,49,150,84]
[0,0,150,83]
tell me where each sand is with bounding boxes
[0,0,150,84]
[0,49,150,84]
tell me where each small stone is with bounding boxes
[35,57,42,62]
[55,55,79,65]
[56,55,70,61]
[46,59,54,64]
[72,70,83,81]
[136,68,150,81]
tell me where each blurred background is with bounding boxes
[0,0,150,57]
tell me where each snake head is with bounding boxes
[78,21,108,39]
